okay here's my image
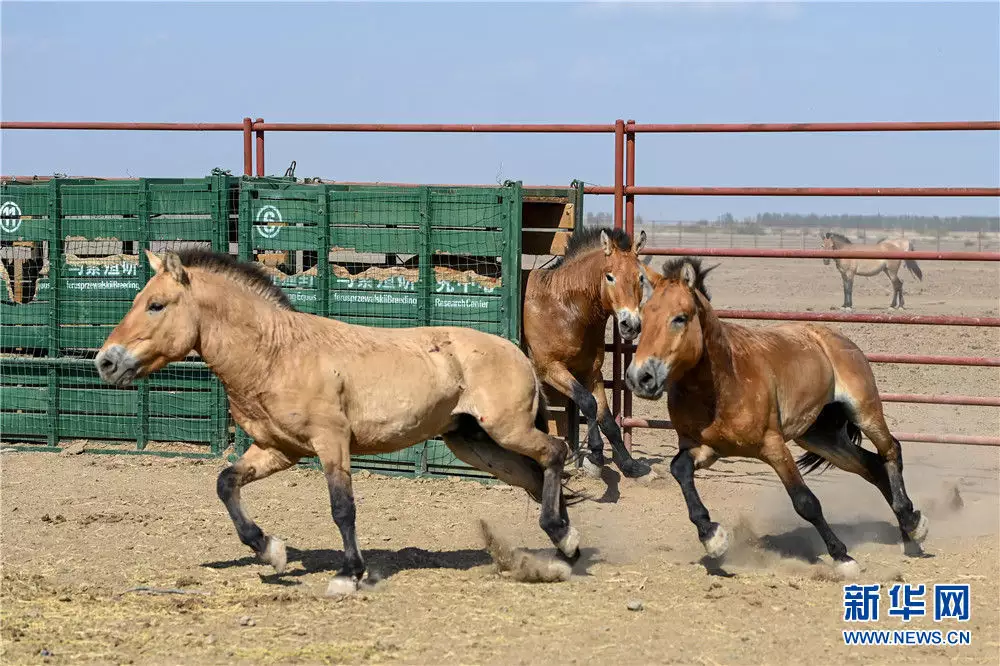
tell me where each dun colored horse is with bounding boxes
[627,257,928,578]
[822,232,923,310]
[523,226,652,479]
[96,249,580,593]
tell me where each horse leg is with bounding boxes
[216,443,299,574]
[760,435,859,579]
[670,442,728,559]
[795,417,923,557]
[484,418,580,562]
[312,421,366,595]
[592,377,651,479]
[842,274,854,310]
[541,363,606,474]
[855,417,926,546]
[885,266,899,309]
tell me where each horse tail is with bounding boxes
[795,403,864,476]
[903,243,923,282]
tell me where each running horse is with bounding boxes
[821,232,923,310]
[523,226,653,479]
[627,257,928,578]
[95,249,581,593]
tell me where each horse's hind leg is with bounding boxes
[760,434,859,579]
[216,443,299,574]
[442,428,544,503]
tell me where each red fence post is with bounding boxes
[612,120,625,425]
[242,117,253,177]
[255,118,265,177]
[623,120,636,451]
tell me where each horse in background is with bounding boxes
[821,232,923,310]
[95,249,581,594]
[627,256,928,579]
[522,226,653,479]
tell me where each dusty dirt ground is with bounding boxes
[2,256,999,665]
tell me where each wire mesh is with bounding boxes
[1,176,233,454]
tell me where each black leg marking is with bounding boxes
[787,483,850,564]
[670,450,719,544]
[216,466,267,554]
[599,410,650,478]
[327,473,365,581]
[584,417,605,467]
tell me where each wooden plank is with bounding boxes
[523,202,575,230]
[522,229,571,256]
[1,301,48,325]
[0,413,214,442]
[1,386,49,412]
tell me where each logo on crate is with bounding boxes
[255,205,283,239]
[0,201,23,233]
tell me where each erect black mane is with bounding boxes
[550,226,633,269]
[660,256,715,301]
[173,248,295,310]
[824,232,853,246]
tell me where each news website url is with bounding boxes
[843,630,971,646]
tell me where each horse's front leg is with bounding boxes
[541,362,601,468]
[216,443,299,573]
[313,419,366,595]
[841,274,854,310]
[670,442,728,559]
[591,377,651,479]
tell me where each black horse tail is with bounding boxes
[905,258,923,281]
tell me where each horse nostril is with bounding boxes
[638,370,655,391]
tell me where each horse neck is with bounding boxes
[551,250,612,322]
[683,297,737,398]
[191,277,295,394]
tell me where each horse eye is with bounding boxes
[671,314,688,326]
[605,273,615,283]
[148,302,165,313]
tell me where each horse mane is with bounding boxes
[174,248,295,311]
[824,232,852,245]
[659,256,714,302]
[549,226,632,270]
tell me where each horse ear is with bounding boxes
[641,253,653,266]
[162,251,190,286]
[600,230,613,256]
[633,229,647,254]
[144,249,164,274]
[680,261,698,290]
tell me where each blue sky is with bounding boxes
[2,1,998,220]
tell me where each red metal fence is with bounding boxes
[3,117,999,448]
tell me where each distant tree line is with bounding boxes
[585,212,998,233]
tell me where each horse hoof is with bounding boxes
[558,526,581,559]
[908,513,929,543]
[621,460,653,479]
[834,558,861,580]
[325,576,360,597]
[581,457,603,479]
[702,524,729,559]
[261,537,287,574]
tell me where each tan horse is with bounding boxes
[523,226,652,479]
[626,257,928,578]
[822,232,923,310]
[95,249,581,593]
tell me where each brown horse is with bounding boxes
[95,249,580,593]
[626,257,928,578]
[822,232,923,310]
[523,226,652,479]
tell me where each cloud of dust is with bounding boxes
[478,519,571,583]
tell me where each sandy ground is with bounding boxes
[2,254,999,665]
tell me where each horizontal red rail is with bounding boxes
[628,121,1000,133]
[639,247,1000,261]
[250,122,615,133]
[0,122,244,131]
[627,186,1000,197]
[619,417,999,447]
[607,346,999,368]
[881,393,1000,407]
[720,309,1000,327]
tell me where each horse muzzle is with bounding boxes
[626,357,667,400]
[617,310,642,341]
[95,345,142,387]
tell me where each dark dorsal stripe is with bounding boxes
[174,248,295,310]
